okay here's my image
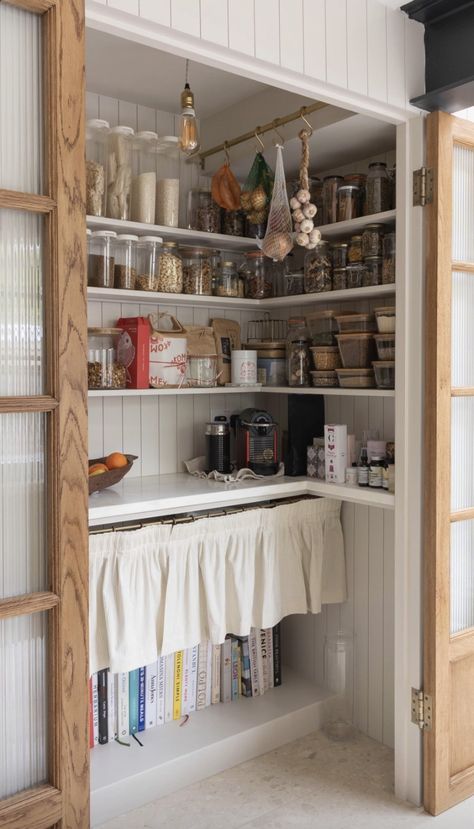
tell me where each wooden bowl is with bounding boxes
[88,454,138,495]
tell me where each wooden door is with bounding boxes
[0,1,88,828]
[425,110,474,815]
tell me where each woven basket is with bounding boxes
[88,454,138,495]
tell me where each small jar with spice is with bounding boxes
[187,188,221,234]
[367,162,391,214]
[382,231,396,284]
[88,230,116,289]
[214,260,239,297]
[106,125,134,221]
[337,184,360,222]
[361,224,384,258]
[322,175,343,224]
[286,317,311,387]
[369,455,385,489]
[348,235,363,263]
[88,327,126,390]
[182,247,213,295]
[114,234,138,290]
[304,241,332,293]
[86,119,109,217]
[363,256,382,287]
[135,236,164,293]
[243,251,273,299]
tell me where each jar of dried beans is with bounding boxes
[182,247,213,295]
[155,241,182,293]
[286,318,311,387]
[86,119,109,217]
[136,236,165,293]
[243,251,274,299]
[366,162,391,214]
[114,234,138,290]
[87,230,116,289]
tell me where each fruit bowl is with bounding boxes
[88,454,138,495]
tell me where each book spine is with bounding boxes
[196,641,208,711]
[129,669,139,734]
[211,644,221,704]
[138,667,146,732]
[117,672,129,740]
[157,657,166,726]
[89,677,94,748]
[260,629,269,693]
[206,643,213,708]
[98,669,108,745]
[266,628,274,689]
[240,638,252,697]
[164,653,174,723]
[145,662,158,729]
[256,630,265,695]
[107,672,117,742]
[273,623,282,687]
[181,648,191,716]
[173,651,184,720]
[231,639,239,701]
[188,645,198,713]
[237,642,242,697]
[249,629,260,697]
[92,673,99,746]
[220,638,232,703]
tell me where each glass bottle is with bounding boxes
[85,118,109,217]
[131,130,158,224]
[358,446,369,487]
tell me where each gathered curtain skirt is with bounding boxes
[89,497,346,675]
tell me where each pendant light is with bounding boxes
[179,59,200,156]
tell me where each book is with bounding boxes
[266,628,274,689]
[188,645,198,713]
[181,648,192,715]
[211,643,221,704]
[117,672,129,740]
[145,662,158,730]
[89,678,94,748]
[260,629,269,693]
[249,629,261,697]
[138,667,146,732]
[164,653,174,723]
[206,642,213,708]
[173,651,184,720]
[237,641,242,697]
[92,673,99,746]
[273,623,282,687]
[157,657,166,726]
[196,641,209,711]
[129,669,139,734]
[107,672,117,742]
[231,639,240,701]
[220,638,232,703]
[238,637,252,697]
[98,669,108,744]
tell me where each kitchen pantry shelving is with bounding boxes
[88,386,395,398]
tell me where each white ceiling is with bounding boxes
[86,29,268,117]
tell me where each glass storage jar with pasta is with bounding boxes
[106,125,134,221]
[86,118,109,217]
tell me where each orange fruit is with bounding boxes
[105,451,128,470]
[89,463,108,477]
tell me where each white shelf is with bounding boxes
[91,670,334,826]
[88,385,394,398]
[263,385,394,398]
[88,472,395,526]
[317,209,396,239]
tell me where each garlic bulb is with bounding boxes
[303,203,317,218]
[309,228,321,244]
[306,242,317,250]
[300,218,314,233]
[296,188,310,203]
[290,196,300,210]
[295,232,309,247]
[294,222,301,233]
[293,208,305,223]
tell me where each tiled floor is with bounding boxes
[97,729,474,828]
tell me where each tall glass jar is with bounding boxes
[366,162,391,214]
[361,224,384,258]
[382,231,396,284]
[156,241,182,293]
[322,175,343,225]
[86,118,109,217]
[344,173,367,215]
[223,210,245,237]
[348,235,363,263]
[214,260,239,297]
[331,242,348,269]
[182,247,212,295]
[156,136,180,228]
[243,251,273,299]
[87,230,116,288]
[107,125,134,220]
[363,256,382,287]
[337,185,360,222]
[88,328,126,389]
[114,234,138,290]
[135,235,164,292]
[304,242,332,293]
[286,317,311,387]
[187,188,221,233]
[131,130,158,224]
[310,177,323,227]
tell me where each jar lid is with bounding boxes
[86,118,110,131]
[246,340,286,350]
[371,455,385,462]
[332,242,348,248]
[363,223,385,230]
[373,360,395,366]
[88,327,123,335]
[136,130,158,141]
[91,230,117,238]
[323,175,344,181]
[160,135,180,145]
[344,173,367,182]
[138,235,164,243]
[374,306,396,315]
[222,260,236,267]
[116,234,139,241]
[162,241,178,248]
[350,235,362,241]
[369,161,387,168]
[245,250,265,259]
[288,316,306,326]
[338,184,360,192]
[364,255,383,261]
[110,125,135,136]
[333,267,347,273]
[256,348,285,359]
[181,246,211,256]
[206,421,229,436]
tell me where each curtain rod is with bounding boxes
[195,102,327,167]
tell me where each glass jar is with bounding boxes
[245,215,267,240]
[348,235,363,263]
[346,262,366,290]
[337,185,360,222]
[304,242,332,293]
[87,230,116,288]
[136,235,164,292]
[256,344,286,387]
[306,310,338,345]
[156,136,180,227]
[369,455,385,488]
[331,242,348,269]
[214,260,239,297]
[361,224,384,258]
[282,268,304,296]
[182,247,212,295]
[114,234,138,290]
[382,231,396,284]
[86,118,109,217]
[155,241,182,293]
[322,175,343,225]
[131,130,158,224]
[243,251,273,299]
[333,268,347,291]
[367,162,391,214]
[187,188,221,233]
[223,210,245,237]
[88,327,126,390]
[344,173,367,215]
[363,256,382,287]
[106,125,134,220]
[310,178,323,227]
[286,317,311,387]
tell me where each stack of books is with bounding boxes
[90,625,281,746]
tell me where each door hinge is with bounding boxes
[411,687,433,731]
[413,167,433,206]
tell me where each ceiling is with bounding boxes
[86,29,268,117]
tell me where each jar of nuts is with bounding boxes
[157,241,182,293]
[88,327,126,390]
[182,247,213,295]
[114,234,138,290]
[135,235,165,292]
[242,251,274,299]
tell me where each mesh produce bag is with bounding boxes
[240,151,274,225]
[258,145,293,261]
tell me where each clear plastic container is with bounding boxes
[311,370,338,388]
[243,251,273,299]
[373,360,395,389]
[310,346,341,371]
[182,247,212,295]
[156,136,180,227]
[375,306,396,334]
[332,268,347,291]
[88,327,126,389]
[322,175,343,224]
[86,118,109,217]
[306,310,338,346]
[286,318,311,387]
[304,242,332,293]
[337,184,360,222]
[256,345,286,387]
[331,242,348,269]
[337,333,376,368]
[374,333,395,360]
[131,130,158,224]
[346,263,366,290]
[336,368,375,388]
[336,313,376,334]
[363,256,382,287]
[187,355,218,387]
[383,231,396,284]
[106,125,134,220]
[136,235,164,292]
[214,260,239,297]
[362,224,384,258]
[367,162,391,214]
[114,234,138,290]
[87,230,116,288]
[187,187,221,233]
[323,633,355,740]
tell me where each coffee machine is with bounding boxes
[232,408,279,475]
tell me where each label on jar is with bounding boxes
[358,466,369,486]
[369,463,383,488]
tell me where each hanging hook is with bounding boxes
[223,140,230,163]
[272,119,285,146]
[300,108,313,137]
[254,128,265,152]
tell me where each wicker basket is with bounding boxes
[88,454,138,495]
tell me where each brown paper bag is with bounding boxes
[211,318,241,386]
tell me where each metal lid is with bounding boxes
[323,175,344,181]
[181,247,211,256]
[86,118,110,131]
[363,223,385,230]
[162,241,178,248]
[368,161,387,167]
[245,250,265,259]
[206,421,229,436]
[370,455,385,462]
[331,242,348,248]
[350,235,363,241]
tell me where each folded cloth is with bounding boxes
[184,455,285,482]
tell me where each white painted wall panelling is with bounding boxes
[170,0,201,37]
[200,0,229,48]
[325,0,347,90]
[367,0,388,103]
[107,0,138,14]
[228,0,255,57]
[347,0,369,98]
[279,0,303,75]
[254,0,280,66]
[139,0,171,27]
[302,0,326,83]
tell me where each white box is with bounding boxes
[324,424,347,484]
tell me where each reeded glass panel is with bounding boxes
[451,271,474,387]
[451,397,474,511]
[0,612,47,799]
[0,3,42,193]
[0,413,46,599]
[0,210,44,395]
[451,521,474,634]
[453,144,474,263]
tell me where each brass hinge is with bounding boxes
[411,687,433,731]
[413,167,433,206]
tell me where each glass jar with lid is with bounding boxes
[304,241,332,293]
[135,235,164,292]
[182,247,212,295]
[363,256,382,287]
[382,231,396,284]
[310,178,323,227]
[243,251,274,299]
[331,242,348,269]
[346,262,367,290]
[88,327,126,390]
[333,268,347,291]
[337,185,360,222]
[286,317,311,387]
[361,224,384,258]
[156,136,180,227]
[223,210,245,237]
[214,260,239,297]
[322,175,343,225]
[106,125,134,220]
[88,230,116,288]
[155,241,182,293]
[86,119,109,217]
[131,131,158,224]
[367,162,391,214]
[348,235,363,263]
[114,234,138,290]
[187,187,221,234]
[344,173,367,215]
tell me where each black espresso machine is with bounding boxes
[232,408,279,475]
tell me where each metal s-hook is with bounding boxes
[300,107,314,136]
[223,140,230,163]
[254,128,265,152]
[272,119,285,147]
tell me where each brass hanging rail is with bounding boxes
[196,102,327,167]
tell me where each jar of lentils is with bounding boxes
[367,162,391,214]
[243,251,273,299]
[362,224,384,258]
[182,247,213,295]
[304,241,332,293]
[187,188,222,234]
[135,236,164,292]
